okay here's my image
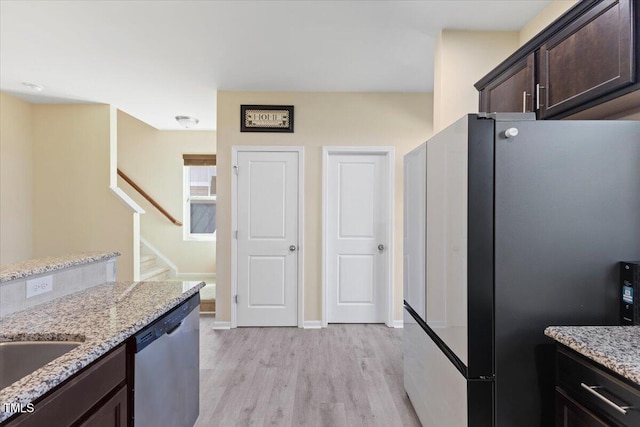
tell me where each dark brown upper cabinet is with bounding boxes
[480,53,535,113]
[539,0,634,118]
[476,0,638,120]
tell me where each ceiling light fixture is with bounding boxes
[175,115,199,129]
[22,82,44,92]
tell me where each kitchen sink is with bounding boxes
[0,341,82,389]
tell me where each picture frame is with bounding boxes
[240,105,294,133]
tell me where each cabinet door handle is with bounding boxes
[522,91,527,112]
[580,382,631,415]
[536,84,545,110]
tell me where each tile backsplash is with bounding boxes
[0,258,117,319]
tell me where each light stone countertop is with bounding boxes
[545,326,640,386]
[0,280,204,422]
[0,252,121,283]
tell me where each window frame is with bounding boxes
[183,164,217,242]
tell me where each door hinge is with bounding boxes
[234,230,238,239]
[233,165,238,175]
[234,295,238,304]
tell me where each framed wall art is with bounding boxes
[240,105,294,133]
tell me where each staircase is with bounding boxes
[138,240,215,314]
[140,253,171,281]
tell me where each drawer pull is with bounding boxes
[580,382,632,415]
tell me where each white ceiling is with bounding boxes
[0,1,551,130]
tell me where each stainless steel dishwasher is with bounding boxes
[134,293,200,427]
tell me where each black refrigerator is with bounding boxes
[402,113,640,426]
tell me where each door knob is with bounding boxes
[289,245,297,252]
[378,244,385,252]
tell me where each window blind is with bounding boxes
[183,154,216,166]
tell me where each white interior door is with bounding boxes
[325,150,391,323]
[236,150,299,326]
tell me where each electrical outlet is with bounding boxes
[26,275,53,298]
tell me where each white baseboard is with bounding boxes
[390,320,403,328]
[211,321,231,330]
[303,320,323,329]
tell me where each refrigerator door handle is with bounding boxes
[536,83,545,109]
[580,383,631,415]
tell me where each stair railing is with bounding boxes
[117,169,183,226]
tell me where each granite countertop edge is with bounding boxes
[0,280,204,422]
[0,252,121,283]
[545,325,640,386]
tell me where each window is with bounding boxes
[183,154,216,241]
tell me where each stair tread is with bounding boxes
[140,266,170,279]
[140,254,156,263]
[141,265,169,274]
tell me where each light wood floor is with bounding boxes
[195,317,421,427]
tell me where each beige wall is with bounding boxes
[519,0,579,46]
[0,92,34,264]
[216,91,433,323]
[32,104,134,280]
[433,30,519,132]
[117,110,217,274]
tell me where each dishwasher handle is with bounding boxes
[166,321,183,335]
[134,293,200,353]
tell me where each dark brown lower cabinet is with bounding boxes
[556,388,610,427]
[3,345,128,427]
[79,386,128,427]
[555,347,640,427]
